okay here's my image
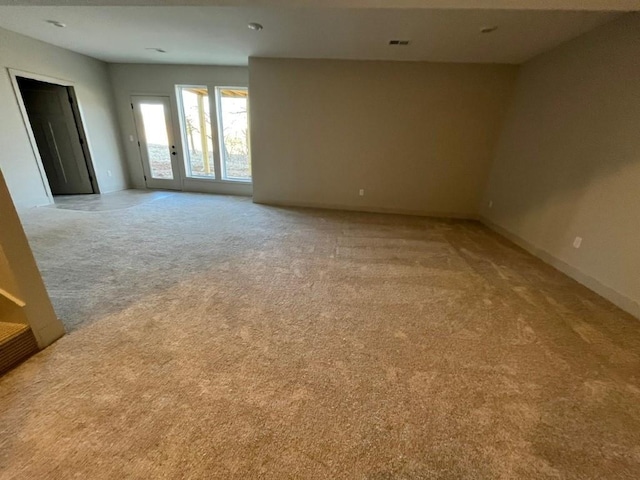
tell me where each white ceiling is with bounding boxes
[0,6,623,65]
[0,0,638,9]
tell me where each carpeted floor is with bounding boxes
[1,191,639,479]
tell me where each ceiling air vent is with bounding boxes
[389,40,410,46]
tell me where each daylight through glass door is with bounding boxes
[132,95,182,191]
[139,103,173,180]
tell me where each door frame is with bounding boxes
[131,95,183,191]
[7,68,99,201]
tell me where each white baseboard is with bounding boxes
[253,198,479,220]
[481,216,640,320]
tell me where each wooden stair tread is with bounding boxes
[0,322,38,376]
[0,322,30,345]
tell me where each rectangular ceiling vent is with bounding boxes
[389,40,410,46]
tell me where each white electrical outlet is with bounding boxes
[129,135,135,142]
[488,200,493,208]
[107,170,112,177]
[359,189,365,196]
[573,237,582,249]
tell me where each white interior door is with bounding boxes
[132,96,182,190]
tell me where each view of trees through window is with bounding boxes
[179,87,215,178]
[217,88,251,180]
[177,86,251,181]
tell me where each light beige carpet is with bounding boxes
[1,191,639,479]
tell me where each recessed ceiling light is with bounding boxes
[481,26,498,34]
[248,22,263,31]
[145,48,167,53]
[45,20,66,28]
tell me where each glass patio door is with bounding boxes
[132,96,182,190]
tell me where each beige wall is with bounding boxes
[481,14,640,318]
[108,63,251,196]
[0,27,128,208]
[249,57,518,217]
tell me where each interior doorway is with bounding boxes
[16,77,97,196]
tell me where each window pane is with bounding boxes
[178,86,214,178]
[218,88,251,181]
[140,103,173,179]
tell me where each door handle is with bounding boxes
[172,152,177,156]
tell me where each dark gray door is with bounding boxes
[18,78,93,195]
